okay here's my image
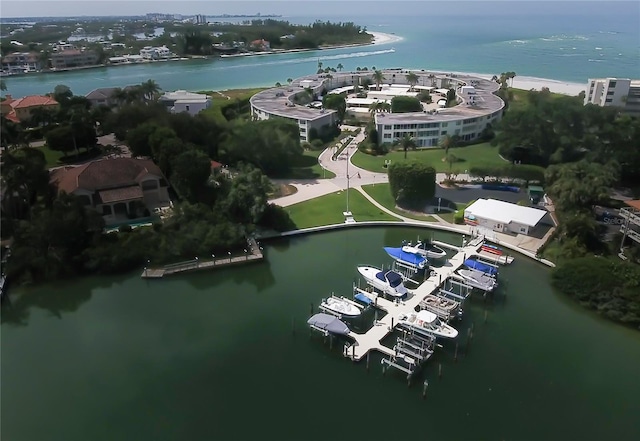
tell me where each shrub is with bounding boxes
[388,162,436,210]
[391,96,422,113]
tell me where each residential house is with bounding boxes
[159,90,211,115]
[1,52,42,73]
[3,94,59,123]
[250,39,270,51]
[139,46,173,60]
[50,49,99,69]
[85,87,120,107]
[49,158,171,226]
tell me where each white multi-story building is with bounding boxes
[159,90,211,115]
[250,69,505,144]
[585,78,640,115]
[139,46,174,60]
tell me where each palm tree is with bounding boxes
[0,79,6,92]
[397,134,417,159]
[287,78,293,85]
[275,82,282,87]
[373,70,384,91]
[336,63,343,72]
[439,134,460,155]
[405,72,419,91]
[140,79,161,102]
[317,60,323,71]
[428,74,436,87]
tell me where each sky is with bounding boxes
[1,0,636,19]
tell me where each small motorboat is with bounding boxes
[320,295,362,318]
[357,265,407,298]
[457,268,498,292]
[307,313,351,336]
[383,247,428,269]
[397,310,459,339]
[402,240,447,260]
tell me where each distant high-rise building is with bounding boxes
[585,78,640,116]
[194,14,207,24]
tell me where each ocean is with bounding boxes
[2,2,639,97]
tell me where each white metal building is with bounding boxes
[464,198,548,236]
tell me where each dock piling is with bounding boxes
[454,342,458,362]
[422,380,429,399]
[438,363,442,379]
[484,310,488,323]
[366,352,370,373]
[329,334,333,350]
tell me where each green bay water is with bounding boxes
[2,227,640,441]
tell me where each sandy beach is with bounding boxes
[368,31,404,46]
[449,71,586,96]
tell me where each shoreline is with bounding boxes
[443,70,585,96]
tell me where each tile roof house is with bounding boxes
[49,158,171,226]
[3,94,59,123]
[250,39,270,51]
[85,87,120,107]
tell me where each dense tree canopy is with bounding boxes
[220,119,303,176]
[493,90,640,185]
[388,162,436,210]
[391,96,422,113]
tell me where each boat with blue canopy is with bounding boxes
[463,258,498,277]
[383,247,428,269]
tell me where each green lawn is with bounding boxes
[282,149,335,179]
[360,183,437,222]
[34,146,65,168]
[285,188,399,229]
[352,142,509,174]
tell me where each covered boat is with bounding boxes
[320,295,362,318]
[463,258,498,277]
[402,240,447,260]
[457,268,498,292]
[307,313,351,336]
[384,247,428,269]
[397,310,459,339]
[357,266,408,298]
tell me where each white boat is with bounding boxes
[402,240,447,260]
[457,268,498,292]
[320,295,362,318]
[357,266,407,298]
[397,310,459,339]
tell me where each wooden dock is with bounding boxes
[141,238,264,278]
[343,237,495,362]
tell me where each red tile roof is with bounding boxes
[625,200,640,210]
[11,95,58,109]
[50,158,166,194]
[210,160,223,169]
[98,186,144,203]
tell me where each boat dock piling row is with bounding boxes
[141,238,263,278]
[341,237,502,376]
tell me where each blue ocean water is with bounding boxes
[3,2,639,97]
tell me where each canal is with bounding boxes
[2,227,639,440]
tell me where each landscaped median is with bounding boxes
[352,142,513,174]
[284,188,399,229]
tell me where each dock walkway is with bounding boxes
[141,238,263,278]
[344,238,488,361]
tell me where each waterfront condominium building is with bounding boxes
[250,69,505,144]
[585,78,640,116]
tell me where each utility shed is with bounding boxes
[464,198,548,235]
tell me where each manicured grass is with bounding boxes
[361,183,437,222]
[285,188,399,229]
[280,149,335,179]
[34,146,66,168]
[509,88,570,113]
[352,142,509,174]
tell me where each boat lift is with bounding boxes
[391,260,426,286]
[382,330,436,378]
